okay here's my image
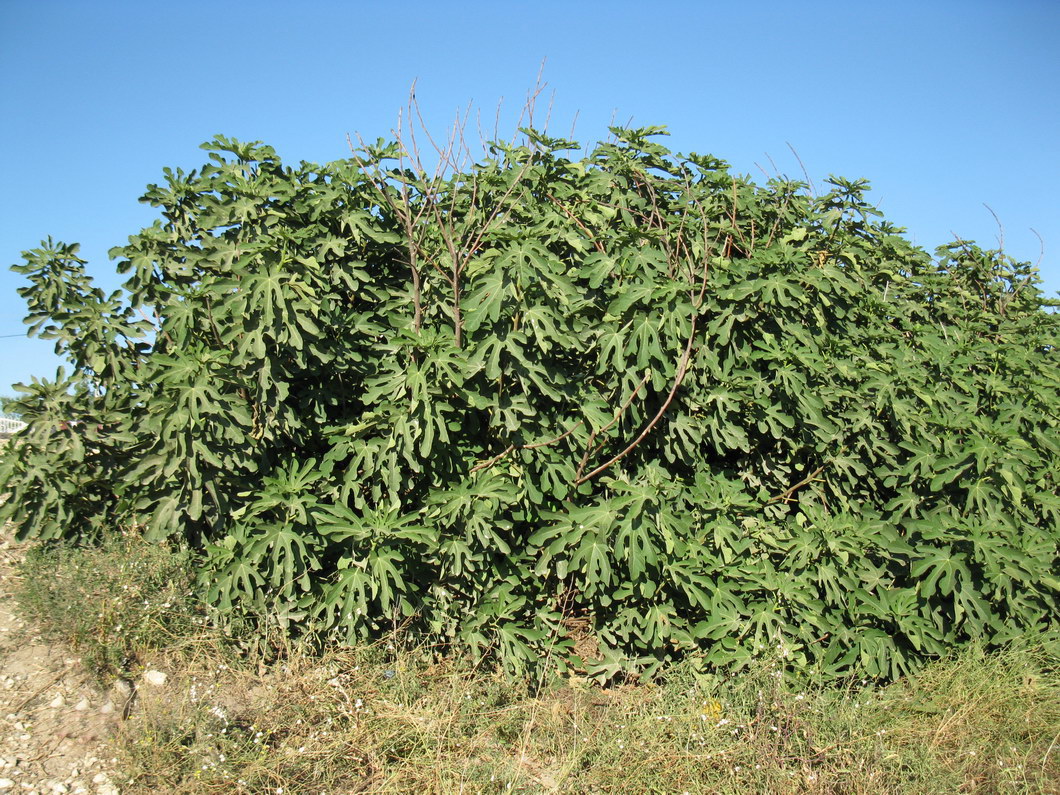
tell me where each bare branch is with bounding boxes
[524,419,584,450]
[765,463,828,505]
[574,249,711,486]
[574,321,697,486]
[728,178,750,253]
[567,108,580,143]
[348,131,424,333]
[786,141,816,198]
[983,203,1005,252]
[545,192,606,254]
[1031,227,1045,271]
[766,151,781,177]
[469,444,515,475]
[469,418,585,475]
[764,190,795,250]
[543,88,556,135]
[574,369,652,481]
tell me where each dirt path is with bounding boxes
[0,532,121,795]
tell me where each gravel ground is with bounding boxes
[0,533,122,795]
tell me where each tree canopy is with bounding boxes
[2,125,1058,682]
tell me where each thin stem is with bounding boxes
[574,232,712,486]
[469,418,585,475]
[574,369,651,481]
[765,464,828,505]
[575,318,697,486]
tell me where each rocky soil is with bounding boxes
[0,533,121,795]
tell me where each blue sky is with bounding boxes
[1,0,1057,393]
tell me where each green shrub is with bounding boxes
[2,119,1058,683]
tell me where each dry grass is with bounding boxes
[14,536,1060,794]
[112,639,1060,794]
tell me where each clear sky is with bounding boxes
[1,0,1057,394]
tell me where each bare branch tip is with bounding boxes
[983,203,1005,252]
